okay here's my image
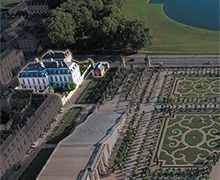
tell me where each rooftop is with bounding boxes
[38,97,128,180]
[18,56,79,78]
[41,50,71,61]
[0,49,22,61]
[0,90,48,146]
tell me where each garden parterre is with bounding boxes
[107,66,220,179]
[157,113,220,167]
[173,77,220,98]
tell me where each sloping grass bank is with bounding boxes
[122,0,220,54]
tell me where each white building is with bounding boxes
[18,50,83,91]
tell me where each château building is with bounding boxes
[18,50,83,92]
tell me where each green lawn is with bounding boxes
[77,80,100,104]
[19,148,54,180]
[47,107,82,144]
[77,67,118,104]
[122,0,220,53]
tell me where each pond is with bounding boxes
[149,0,220,31]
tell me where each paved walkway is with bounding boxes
[211,161,220,180]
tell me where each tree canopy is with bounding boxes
[40,0,152,53]
[42,9,75,48]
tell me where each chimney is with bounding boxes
[35,58,39,63]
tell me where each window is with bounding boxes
[22,79,25,85]
[32,79,35,84]
[59,76,62,81]
[43,79,46,84]
[55,76,58,81]
[64,76,67,81]
[37,79,40,84]
[27,79,30,84]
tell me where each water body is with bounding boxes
[149,0,220,31]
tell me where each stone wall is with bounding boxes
[80,112,128,180]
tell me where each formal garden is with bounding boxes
[106,67,220,179]
[77,67,119,104]
[77,67,144,104]
[173,77,220,98]
[157,114,220,167]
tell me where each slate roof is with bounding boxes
[42,51,66,60]
[19,60,77,78]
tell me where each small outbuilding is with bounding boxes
[93,62,110,77]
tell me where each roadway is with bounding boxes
[75,54,220,66]
[124,54,220,66]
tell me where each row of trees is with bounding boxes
[39,0,152,53]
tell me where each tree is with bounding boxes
[85,0,104,17]
[120,20,152,51]
[67,83,76,91]
[42,8,75,48]
[39,0,152,53]
[61,0,97,37]
[102,0,124,7]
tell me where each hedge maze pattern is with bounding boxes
[158,114,220,167]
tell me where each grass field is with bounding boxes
[47,107,82,144]
[158,114,220,166]
[19,148,54,180]
[122,0,220,53]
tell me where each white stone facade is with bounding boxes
[18,50,82,91]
